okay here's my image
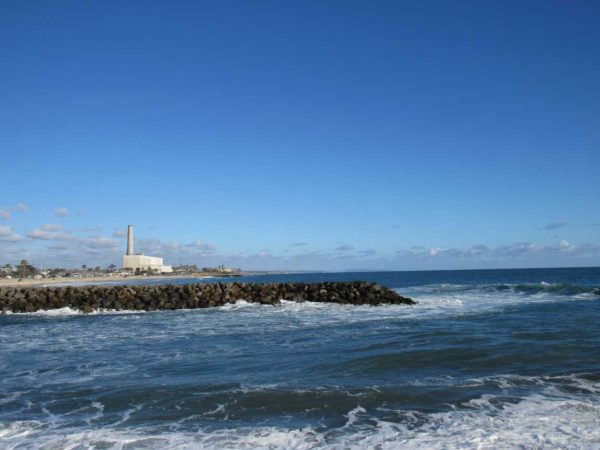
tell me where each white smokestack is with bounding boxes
[126,225,134,255]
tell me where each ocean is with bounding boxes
[1,267,599,449]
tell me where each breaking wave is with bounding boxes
[2,269,599,449]
[1,375,598,449]
[402,282,600,297]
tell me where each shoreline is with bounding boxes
[0,272,241,288]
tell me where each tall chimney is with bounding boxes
[126,225,134,255]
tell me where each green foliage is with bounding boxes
[16,260,38,278]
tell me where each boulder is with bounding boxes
[0,281,415,313]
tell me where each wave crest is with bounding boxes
[405,282,600,297]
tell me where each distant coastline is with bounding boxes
[0,271,244,288]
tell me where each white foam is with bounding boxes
[343,406,367,427]
[399,283,599,320]
[6,307,151,316]
[217,300,262,311]
[1,382,598,450]
[4,280,592,320]
[32,307,82,316]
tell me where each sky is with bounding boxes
[1,0,599,271]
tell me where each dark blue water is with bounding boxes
[1,268,599,448]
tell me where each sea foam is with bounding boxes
[1,386,598,449]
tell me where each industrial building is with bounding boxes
[122,225,173,273]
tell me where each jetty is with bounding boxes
[0,282,414,313]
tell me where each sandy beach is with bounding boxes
[0,273,222,288]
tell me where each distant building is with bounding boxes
[123,254,172,273]
[122,225,173,273]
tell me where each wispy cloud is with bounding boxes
[0,226,23,242]
[543,221,567,231]
[54,207,69,217]
[3,216,600,271]
[84,236,120,249]
[46,242,77,250]
[0,203,29,219]
[189,240,217,253]
[429,247,449,256]
[41,224,63,232]
[27,226,74,241]
[74,226,103,233]
[467,244,490,255]
[415,240,597,260]
[134,238,218,259]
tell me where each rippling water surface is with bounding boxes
[1,268,599,449]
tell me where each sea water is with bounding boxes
[1,267,599,449]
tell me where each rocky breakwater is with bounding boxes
[0,282,415,313]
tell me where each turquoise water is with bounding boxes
[1,268,599,449]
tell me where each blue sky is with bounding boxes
[1,1,599,270]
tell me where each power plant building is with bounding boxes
[122,225,173,273]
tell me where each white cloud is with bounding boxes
[164,241,182,250]
[406,241,598,262]
[429,247,447,256]
[3,220,600,271]
[46,243,75,251]
[2,235,24,242]
[190,240,217,253]
[0,226,23,242]
[497,242,542,256]
[74,226,103,232]
[54,207,69,217]
[84,236,120,249]
[41,224,63,231]
[133,238,218,261]
[558,240,577,253]
[466,244,490,255]
[27,227,74,241]
[0,203,29,219]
